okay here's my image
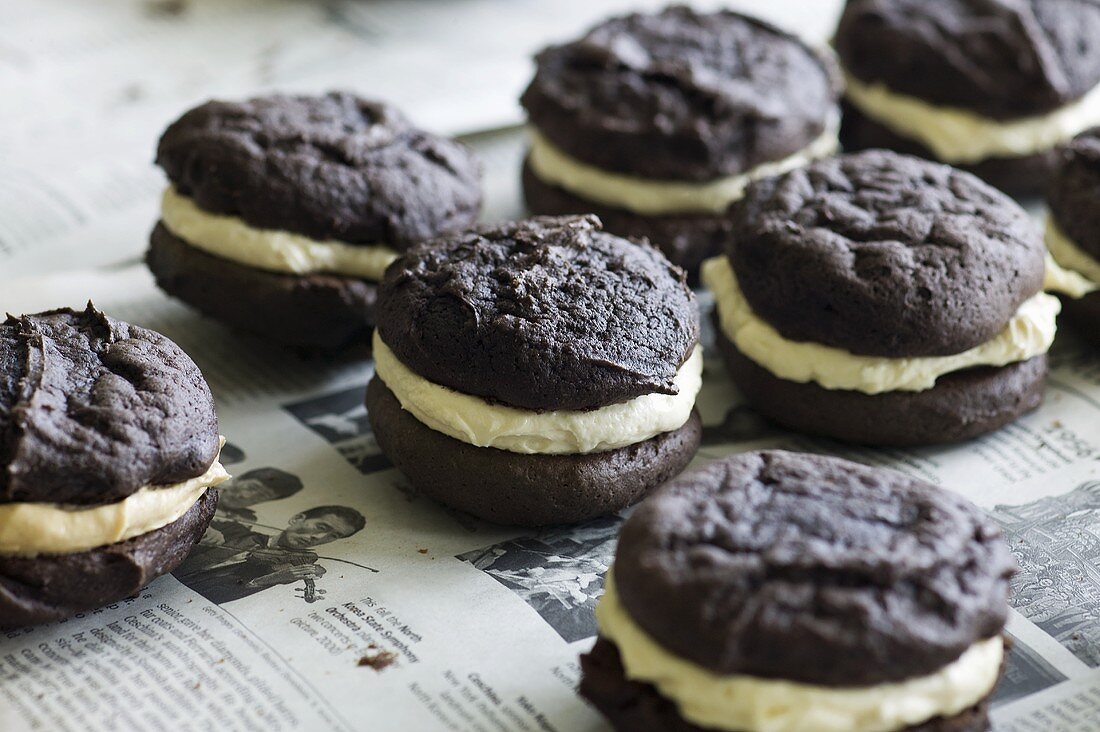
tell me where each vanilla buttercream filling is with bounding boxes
[843,72,1100,163]
[1045,218,1100,299]
[160,186,399,280]
[701,256,1059,394]
[526,114,839,216]
[597,574,1004,732]
[0,458,229,557]
[372,333,702,454]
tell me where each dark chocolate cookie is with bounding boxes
[147,224,377,351]
[728,150,1045,357]
[835,0,1100,120]
[376,215,699,411]
[1061,292,1100,347]
[366,378,701,526]
[156,92,482,246]
[0,490,217,629]
[579,638,999,732]
[1049,127,1100,261]
[840,101,1060,197]
[0,305,220,506]
[521,6,838,181]
[612,450,1016,686]
[521,160,731,281]
[716,326,1048,446]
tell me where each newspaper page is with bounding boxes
[0,0,843,278]
[0,266,1098,732]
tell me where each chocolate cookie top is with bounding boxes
[727,150,1045,357]
[376,215,699,411]
[1049,127,1100,260]
[835,0,1100,120]
[156,92,482,247]
[613,450,1015,686]
[521,6,839,181]
[0,305,220,506]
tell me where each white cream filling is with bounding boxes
[160,186,399,280]
[701,256,1059,394]
[1045,218,1100,299]
[526,114,839,216]
[597,574,1004,732]
[843,72,1100,163]
[372,333,703,454]
[0,458,229,557]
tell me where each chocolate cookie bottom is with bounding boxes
[366,377,702,526]
[579,637,996,732]
[522,159,730,282]
[0,489,218,629]
[839,101,1058,198]
[715,324,1046,446]
[1061,291,1100,347]
[147,223,377,350]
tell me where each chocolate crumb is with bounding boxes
[358,650,398,670]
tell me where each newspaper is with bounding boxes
[3,1,1098,729]
[0,0,843,278]
[0,265,1099,732]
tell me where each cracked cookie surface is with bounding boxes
[0,305,219,505]
[376,215,699,411]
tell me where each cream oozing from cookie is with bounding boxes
[843,72,1100,164]
[701,256,1058,394]
[0,456,229,557]
[597,574,1004,732]
[526,113,840,216]
[372,333,702,454]
[1045,218,1100,299]
[160,186,399,280]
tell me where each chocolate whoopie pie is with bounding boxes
[521,6,840,279]
[147,92,482,349]
[702,150,1059,446]
[366,215,702,526]
[0,305,227,628]
[1045,127,1100,344]
[834,0,1100,196]
[582,450,1016,732]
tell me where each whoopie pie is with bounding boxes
[367,215,702,526]
[0,305,227,628]
[583,450,1015,732]
[521,6,840,278]
[1045,126,1100,343]
[835,0,1100,196]
[147,92,482,349]
[702,150,1060,445]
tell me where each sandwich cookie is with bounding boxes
[366,215,702,526]
[0,305,227,628]
[147,92,482,349]
[1045,127,1100,344]
[582,450,1016,732]
[834,0,1100,196]
[702,150,1059,446]
[521,6,840,279]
